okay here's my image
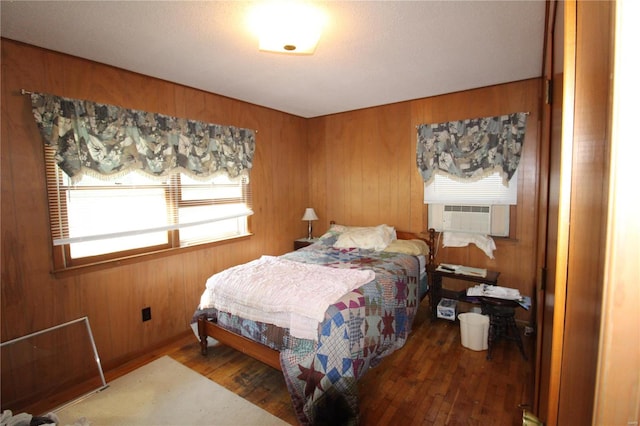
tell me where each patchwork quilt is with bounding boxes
[192,236,426,425]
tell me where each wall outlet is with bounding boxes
[142,307,151,322]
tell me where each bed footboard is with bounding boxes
[197,314,282,370]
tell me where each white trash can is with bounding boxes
[458,312,490,351]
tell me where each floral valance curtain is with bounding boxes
[416,112,527,185]
[30,93,256,182]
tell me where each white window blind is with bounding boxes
[424,172,518,205]
[45,146,252,267]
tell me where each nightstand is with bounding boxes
[294,238,317,250]
[427,264,500,321]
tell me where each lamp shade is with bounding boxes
[301,208,319,221]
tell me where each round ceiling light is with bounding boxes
[247,2,327,55]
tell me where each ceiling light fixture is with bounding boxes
[248,1,327,55]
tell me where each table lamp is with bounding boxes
[301,208,319,240]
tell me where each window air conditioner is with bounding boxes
[428,204,509,237]
[441,205,492,234]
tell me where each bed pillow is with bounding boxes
[315,226,345,246]
[333,224,395,251]
[329,223,396,240]
[383,239,430,256]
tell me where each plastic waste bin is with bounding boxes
[458,312,490,351]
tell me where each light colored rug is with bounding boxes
[55,356,290,426]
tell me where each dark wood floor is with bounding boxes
[39,302,535,425]
[166,303,533,425]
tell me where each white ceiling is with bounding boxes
[1,1,546,118]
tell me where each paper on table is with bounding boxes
[467,284,521,300]
[437,263,487,278]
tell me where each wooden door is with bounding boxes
[534,0,564,421]
[536,1,613,424]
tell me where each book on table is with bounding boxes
[436,263,487,278]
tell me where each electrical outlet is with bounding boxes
[142,307,151,322]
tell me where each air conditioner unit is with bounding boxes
[441,205,491,234]
[429,204,510,236]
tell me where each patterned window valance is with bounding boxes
[29,93,256,182]
[416,112,527,185]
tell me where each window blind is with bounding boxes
[45,146,252,265]
[424,172,518,205]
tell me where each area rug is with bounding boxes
[55,356,290,425]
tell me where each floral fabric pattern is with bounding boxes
[417,112,527,184]
[30,93,255,182]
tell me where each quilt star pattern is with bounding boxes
[192,236,426,425]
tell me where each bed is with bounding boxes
[192,224,436,425]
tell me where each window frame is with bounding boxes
[44,147,252,275]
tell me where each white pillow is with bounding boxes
[333,224,395,251]
[330,223,396,239]
[383,239,430,256]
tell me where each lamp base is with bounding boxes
[307,221,313,240]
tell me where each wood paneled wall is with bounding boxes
[1,38,542,409]
[0,39,309,408]
[308,79,542,321]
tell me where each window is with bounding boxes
[416,112,527,238]
[45,147,252,271]
[425,172,516,237]
[28,92,256,272]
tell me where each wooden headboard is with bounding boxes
[396,229,436,265]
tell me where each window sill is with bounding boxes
[50,234,253,279]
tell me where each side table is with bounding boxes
[294,238,317,250]
[427,264,500,321]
